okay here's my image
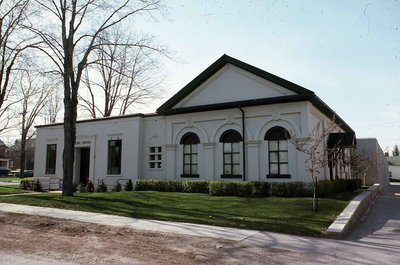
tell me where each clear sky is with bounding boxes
[133,0,400,152]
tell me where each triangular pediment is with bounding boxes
[173,64,297,108]
[157,54,314,113]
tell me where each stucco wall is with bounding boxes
[355,138,389,186]
[36,100,333,184]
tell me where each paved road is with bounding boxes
[1,184,400,264]
[346,182,400,253]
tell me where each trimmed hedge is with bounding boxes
[135,179,209,194]
[209,181,254,197]
[134,178,361,198]
[270,182,312,197]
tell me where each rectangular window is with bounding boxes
[108,139,122,175]
[149,146,162,169]
[222,142,241,177]
[182,144,198,177]
[45,144,57,174]
[268,140,289,176]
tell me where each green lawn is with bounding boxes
[0,177,20,182]
[0,191,354,236]
[0,185,24,195]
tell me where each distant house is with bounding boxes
[354,138,389,186]
[7,139,36,170]
[34,55,356,188]
[387,156,400,180]
[0,139,10,175]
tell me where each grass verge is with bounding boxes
[0,185,24,195]
[0,191,356,236]
[0,177,20,182]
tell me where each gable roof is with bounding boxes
[157,54,314,112]
[157,54,354,134]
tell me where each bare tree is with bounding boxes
[16,69,49,178]
[289,121,339,211]
[31,0,164,195]
[43,82,62,124]
[0,0,38,134]
[79,27,164,118]
[348,150,380,186]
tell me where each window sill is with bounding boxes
[106,174,122,178]
[180,174,199,178]
[266,174,291,179]
[148,168,163,171]
[221,174,242,179]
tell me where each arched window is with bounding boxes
[180,132,200,177]
[265,127,291,178]
[220,130,242,178]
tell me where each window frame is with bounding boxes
[265,127,291,179]
[149,146,162,169]
[107,139,122,175]
[220,129,242,179]
[180,132,200,178]
[45,144,57,175]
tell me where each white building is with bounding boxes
[354,138,389,186]
[34,55,356,187]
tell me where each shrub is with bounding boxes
[78,183,87,192]
[209,181,254,197]
[124,179,133,191]
[113,180,122,192]
[86,180,95,192]
[96,180,108,192]
[346,179,362,192]
[269,182,311,197]
[317,179,347,197]
[33,179,43,192]
[208,181,225,196]
[19,178,33,190]
[135,179,185,192]
[252,181,270,197]
[183,180,209,194]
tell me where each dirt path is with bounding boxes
[0,212,323,265]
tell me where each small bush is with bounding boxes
[124,179,133,191]
[269,182,311,197]
[78,183,87,192]
[96,180,108,192]
[208,181,225,196]
[183,180,209,194]
[135,179,185,192]
[209,181,254,197]
[19,178,33,190]
[33,179,43,192]
[113,180,122,192]
[252,181,270,197]
[86,180,95,192]
[346,179,362,192]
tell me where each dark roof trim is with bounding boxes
[309,95,354,134]
[157,54,314,113]
[327,133,357,149]
[158,94,354,134]
[35,113,159,128]
[159,94,312,115]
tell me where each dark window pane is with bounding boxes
[108,140,122,175]
[45,144,57,174]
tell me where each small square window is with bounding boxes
[149,146,162,169]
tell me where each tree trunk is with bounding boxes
[62,98,75,196]
[312,176,319,212]
[20,132,26,179]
